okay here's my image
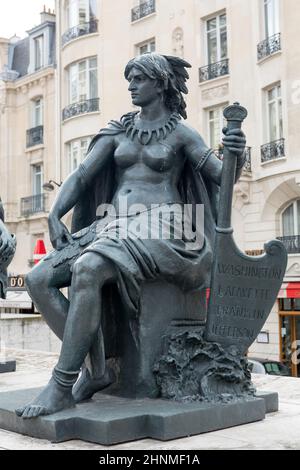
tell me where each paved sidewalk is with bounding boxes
[0,348,300,450]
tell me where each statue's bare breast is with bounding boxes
[112,134,186,214]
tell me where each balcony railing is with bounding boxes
[62,98,100,121]
[26,125,43,148]
[131,0,155,22]
[257,33,281,61]
[20,194,45,217]
[199,58,229,83]
[215,146,252,172]
[62,19,98,46]
[277,236,300,254]
[261,138,285,163]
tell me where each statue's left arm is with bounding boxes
[182,125,246,185]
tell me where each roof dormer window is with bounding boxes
[34,35,44,71]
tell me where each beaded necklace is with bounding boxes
[122,111,181,145]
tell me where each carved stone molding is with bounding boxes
[172,27,184,58]
[13,69,54,94]
[234,181,250,204]
[202,83,229,101]
[286,262,300,276]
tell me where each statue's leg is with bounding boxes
[25,259,72,340]
[26,253,114,402]
[16,253,117,418]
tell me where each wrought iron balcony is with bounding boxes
[62,98,100,121]
[20,194,45,217]
[261,138,285,163]
[257,33,281,61]
[26,125,44,148]
[215,146,252,172]
[131,0,155,22]
[199,59,229,82]
[62,19,98,46]
[277,236,300,254]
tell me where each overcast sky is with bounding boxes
[0,0,55,39]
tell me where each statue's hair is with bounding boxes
[124,53,191,119]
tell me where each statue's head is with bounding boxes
[124,53,191,119]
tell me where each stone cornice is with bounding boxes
[5,67,55,93]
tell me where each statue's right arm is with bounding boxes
[0,218,16,260]
[50,135,115,220]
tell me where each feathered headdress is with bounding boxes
[124,53,192,119]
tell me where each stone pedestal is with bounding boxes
[114,281,206,398]
[0,387,278,445]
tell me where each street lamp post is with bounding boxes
[43,180,62,192]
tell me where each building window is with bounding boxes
[26,98,44,147]
[63,58,99,120]
[206,13,227,65]
[282,201,300,237]
[261,84,284,162]
[66,0,96,29]
[32,164,43,196]
[20,166,44,216]
[207,105,226,151]
[131,0,156,22]
[68,57,98,104]
[68,137,91,173]
[264,0,279,38]
[63,0,98,45]
[32,98,43,127]
[138,39,155,55]
[266,84,282,142]
[277,201,300,253]
[67,0,77,27]
[257,0,281,60]
[34,35,44,71]
[199,13,228,82]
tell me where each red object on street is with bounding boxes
[278,282,300,298]
[33,239,46,265]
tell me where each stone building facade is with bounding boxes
[0,9,56,274]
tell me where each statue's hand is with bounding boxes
[0,228,16,262]
[222,127,246,160]
[48,215,73,251]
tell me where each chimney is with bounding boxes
[40,5,56,24]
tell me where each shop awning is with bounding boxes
[0,290,32,309]
[278,282,300,299]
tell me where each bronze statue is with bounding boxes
[0,198,16,298]
[16,53,246,418]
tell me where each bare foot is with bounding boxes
[15,378,75,419]
[72,366,115,403]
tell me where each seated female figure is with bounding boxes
[16,53,246,418]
